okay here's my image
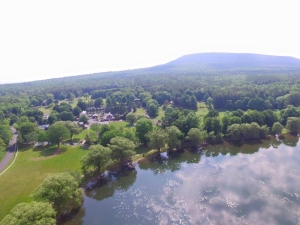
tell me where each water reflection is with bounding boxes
[85,170,137,201]
[64,134,300,225]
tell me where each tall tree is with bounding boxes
[81,145,112,173]
[286,117,300,134]
[46,122,70,148]
[272,122,284,135]
[109,137,135,164]
[32,172,83,215]
[187,128,202,147]
[147,129,168,155]
[135,118,153,145]
[166,126,182,152]
[63,121,81,142]
[126,113,137,126]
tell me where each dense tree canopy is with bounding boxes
[32,172,83,215]
[0,202,56,225]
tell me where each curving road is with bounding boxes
[0,127,18,172]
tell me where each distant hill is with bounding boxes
[2,52,300,88]
[163,52,300,69]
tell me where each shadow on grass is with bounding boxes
[135,145,152,155]
[34,145,68,156]
[18,144,33,152]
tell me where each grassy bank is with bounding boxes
[0,145,88,221]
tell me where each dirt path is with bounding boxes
[0,127,18,172]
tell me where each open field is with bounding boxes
[196,102,209,117]
[0,145,88,221]
[37,106,52,115]
[135,107,146,115]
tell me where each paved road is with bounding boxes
[0,127,18,172]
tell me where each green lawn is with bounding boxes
[196,102,209,117]
[109,121,128,129]
[0,144,88,221]
[135,107,146,115]
[152,106,164,121]
[38,106,52,115]
[59,98,80,108]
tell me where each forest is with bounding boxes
[1,53,300,223]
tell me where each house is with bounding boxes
[43,115,49,120]
[92,114,98,119]
[79,111,87,118]
[105,112,115,121]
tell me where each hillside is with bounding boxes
[1,52,300,95]
[160,52,300,70]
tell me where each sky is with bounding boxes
[1,0,300,84]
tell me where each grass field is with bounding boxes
[109,121,128,129]
[196,102,209,117]
[38,106,52,115]
[0,144,88,221]
[135,107,146,115]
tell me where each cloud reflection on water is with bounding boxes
[65,135,300,225]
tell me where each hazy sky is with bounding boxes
[1,0,300,83]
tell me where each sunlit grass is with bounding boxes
[0,144,88,221]
[38,106,52,115]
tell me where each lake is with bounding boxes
[65,134,300,225]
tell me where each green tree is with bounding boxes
[63,121,81,142]
[147,129,168,155]
[259,125,269,138]
[206,97,213,109]
[166,126,182,152]
[0,125,12,145]
[83,93,89,100]
[148,103,159,117]
[126,113,137,126]
[90,123,102,138]
[204,117,221,134]
[81,145,112,173]
[227,124,242,141]
[37,130,48,143]
[79,115,88,124]
[0,202,56,225]
[60,111,74,121]
[187,128,202,147]
[286,117,300,134]
[77,100,87,111]
[221,115,230,134]
[46,122,70,148]
[32,172,83,215]
[247,97,265,111]
[94,97,103,107]
[72,106,82,117]
[100,129,122,146]
[272,122,284,135]
[18,122,38,144]
[109,137,135,163]
[135,118,153,145]
[123,128,137,143]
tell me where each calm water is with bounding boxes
[65,135,300,225]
